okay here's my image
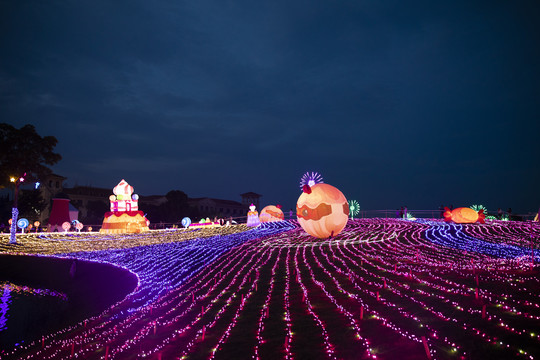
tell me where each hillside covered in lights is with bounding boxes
[1,219,539,360]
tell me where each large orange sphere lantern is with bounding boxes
[296,172,349,238]
[259,205,284,222]
[444,207,485,224]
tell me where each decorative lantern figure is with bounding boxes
[100,180,149,234]
[297,183,349,238]
[247,204,261,226]
[259,205,284,222]
[444,207,485,224]
[181,217,192,228]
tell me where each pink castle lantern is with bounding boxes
[100,179,149,234]
[110,179,139,212]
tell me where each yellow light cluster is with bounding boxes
[0,225,249,255]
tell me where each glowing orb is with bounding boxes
[17,218,29,229]
[444,207,485,224]
[297,183,349,238]
[62,222,71,231]
[259,205,284,222]
[181,217,192,228]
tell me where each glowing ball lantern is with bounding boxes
[181,217,192,228]
[259,205,284,222]
[17,218,29,234]
[62,221,71,232]
[444,207,485,224]
[297,183,349,238]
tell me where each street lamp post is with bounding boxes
[9,174,25,244]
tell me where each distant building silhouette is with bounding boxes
[240,192,262,209]
[188,197,246,218]
[36,173,261,224]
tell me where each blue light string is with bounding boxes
[59,222,296,315]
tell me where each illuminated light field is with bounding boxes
[0,225,250,255]
[1,219,539,360]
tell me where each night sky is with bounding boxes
[1,1,539,214]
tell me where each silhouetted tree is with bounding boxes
[0,123,61,242]
[18,188,47,222]
[143,190,199,225]
[82,200,110,225]
[0,124,61,187]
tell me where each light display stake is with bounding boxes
[9,172,26,244]
[181,217,192,228]
[9,208,19,244]
[17,218,29,234]
[348,200,360,219]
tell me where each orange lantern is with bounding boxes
[443,207,485,224]
[259,205,284,222]
[296,183,349,238]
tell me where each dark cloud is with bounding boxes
[1,0,539,214]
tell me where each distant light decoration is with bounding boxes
[181,217,192,228]
[33,221,40,227]
[75,222,84,232]
[101,180,149,234]
[17,218,29,233]
[259,205,284,222]
[297,183,349,238]
[247,204,261,227]
[443,207,485,224]
[348,200,360,219]
[406,212,416,220]
[9,177,16,183]
[299,171,324,188]
[62,222,71,232]
[34,182,40,189]
[190,220,220,229]
[470,204,488,214]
